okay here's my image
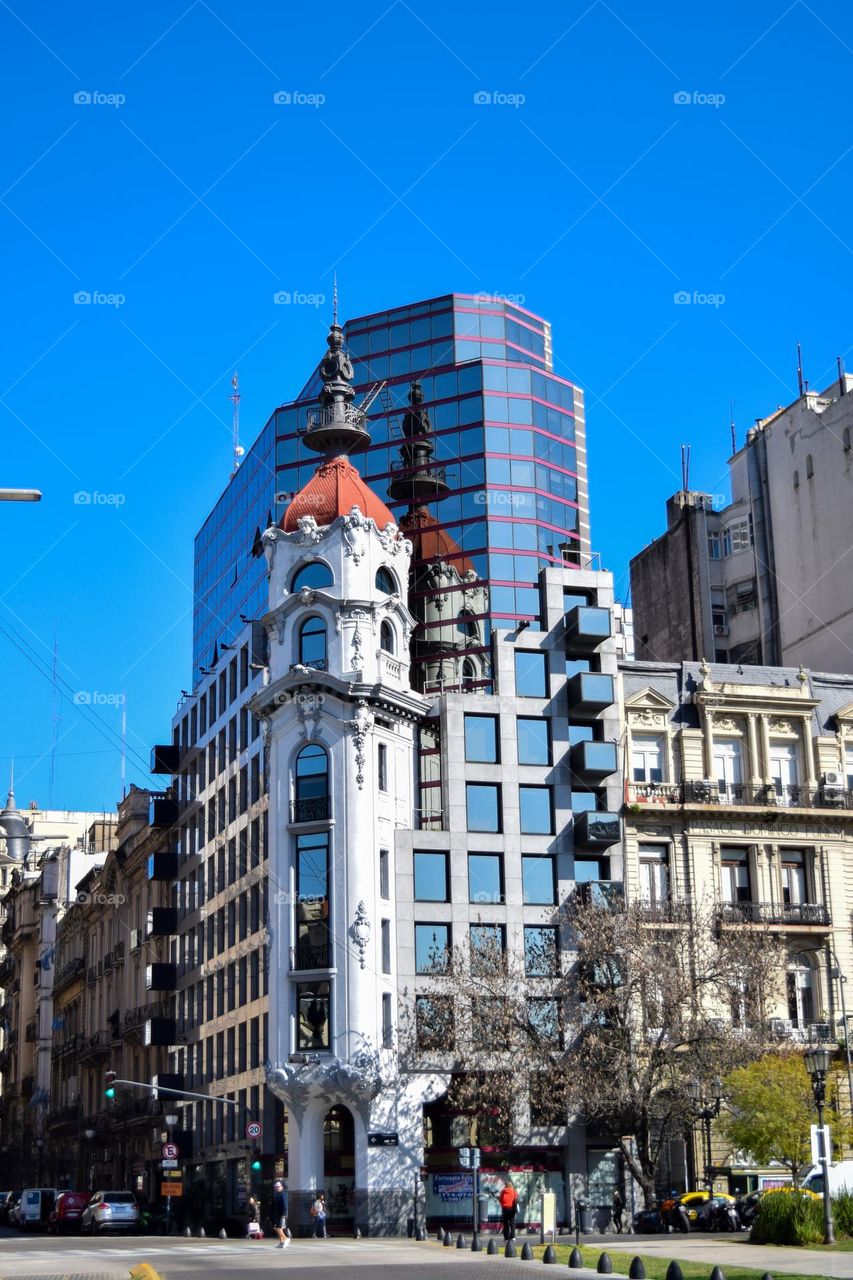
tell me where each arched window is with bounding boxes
[375,566,397,595]
[461,658,477,690]
[294,744,329,823]
[298,616,327,670]
[377,743,388,792]
[457,609,478,639]
[805,454,814,479]
[380,621,395,654]
[291,561,333,593]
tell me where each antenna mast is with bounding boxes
[230,372,243,475]
[729,400,736,454]
[796,343,804,397]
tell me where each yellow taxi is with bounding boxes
[678,1190,736,1225]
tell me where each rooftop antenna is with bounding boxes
[681,443,691,492]
[796,343,804,397]
[333,272,338,327]
[229,372,244,475]
[838,355,846,396]
[729,401,736,454]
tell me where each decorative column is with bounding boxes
[746,714,761,785]
[801,716,817,789]
[703,710,715,780]
[760,716,772,784]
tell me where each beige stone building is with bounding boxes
[48,786,174,1193]
[620,657,853,1191]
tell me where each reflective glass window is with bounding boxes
[518,718,550,765]
[415,924,450,974]
[466,783,501,832]
[464,715,499,763]
[414,852,448,902]
[468,853,504,904]
[522,855,555,904]
[520,785,552,833]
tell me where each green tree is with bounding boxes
[721,1052,838,1185]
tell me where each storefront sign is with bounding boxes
[161,1183,183,1197]
[433,1174,473,1201]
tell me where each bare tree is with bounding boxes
[402,899,783,1209]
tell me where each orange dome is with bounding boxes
[401,506,475,575]
[282,456,395,532]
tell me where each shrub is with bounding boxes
[832,1191,853,1239]
[751,1187,824,1245]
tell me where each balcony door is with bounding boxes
[786,963,815,1029]
[713,737,744,804]
[720,847,750,906]
[781,849,807,906]
[639,844,669,907]
[770,741,799,805]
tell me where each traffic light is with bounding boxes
[250,1150,262,1171]
[104,1070,117,1100]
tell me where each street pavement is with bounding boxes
[0,1232,852,1280]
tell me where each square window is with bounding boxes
[416,995,453,1048]
[470,924,505,975]
[527,997,560,1045]
[464,715,499,763]
[524,926,557,976]
[468,853,504,905]
[518,717,550,765]
[520,785,552,834]
[522,855,555,904]
[415,923,450,974]
[466,783,501,832]
[297,981,330,1050]
[414,852,449,902]
[515,651,547,697]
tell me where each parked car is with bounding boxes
[81,1191,140,1235]
[16,1189,57,1231]
[4,1192,21,1227]
[0,1191,13,1223]
[48,1191,90,1234]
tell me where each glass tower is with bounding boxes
[191,293,588,689]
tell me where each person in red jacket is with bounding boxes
[499,1179,518,1240]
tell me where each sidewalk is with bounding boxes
[561,1232,853,1278]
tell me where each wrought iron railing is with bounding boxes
[718,900,831,927]
[627,781,853,810]
[290,795,330,824]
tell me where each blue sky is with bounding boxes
[2,0,852,811]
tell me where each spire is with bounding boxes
[6,760,13,810]
[300,320,370,458]
[387,380,449,504]
[333,272,338,327]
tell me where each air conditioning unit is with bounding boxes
[769,1018,792,1037]
[130,929,144,951]
[713,624,729,636]
[690,780,718,803]
[823,771,844,787]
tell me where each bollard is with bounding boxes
[457,1233,466,1249]
[597,1254,613,1275]
[416,1227,425,1241]
[218,1228,227,1240]
[709,1270,726,1280]
[568,1245,584,1268]
[664,1264,684,1280]
[760,1274,774,1280]
[198,1227,206,1238]
[471,1233,482,1252]
[543,1244,557,1264]
[353,1226,362,1239]
[628,1259,646,1279]
[505,1240,517,1258]
[438,1228,447,1244]
[443,1230,453,1246]
[183,1227,191,1238]
[487,1236,498,1254]
[520,1242,533,1260]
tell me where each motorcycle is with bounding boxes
[659,1197,690,1233]
[707,1199,742,1232]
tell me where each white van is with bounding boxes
[802,1161,853,1197]
[17,1188,57,1230]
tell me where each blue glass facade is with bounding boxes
[191,294,587,691]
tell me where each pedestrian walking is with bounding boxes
[498,1179,518,1240]
[310,1190,327,1238]
[611,1189,624,1234]
[246,1194,263,1240]
[272,1180,290,1248]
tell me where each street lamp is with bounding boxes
[805,1047,835,1245]
[688,1079,722,1194]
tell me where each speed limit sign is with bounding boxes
[246,1121,262,1139]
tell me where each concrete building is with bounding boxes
[620,657,853,1190]
[630,371,853,672]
